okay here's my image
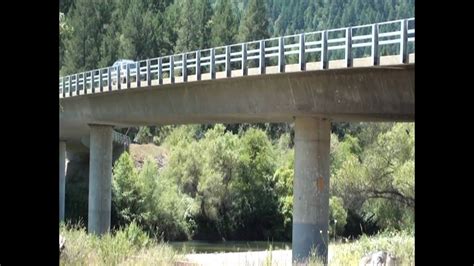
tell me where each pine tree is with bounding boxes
[59,12,73,74]
[196,0,213,49]
[211,0,238,46]
[119,0,163,60]
[98,12,120,67]
[238,0,269,42]
[176,0,213,52]
[98,0,122,68]
[176,0,200,52]
[62,0,113,74]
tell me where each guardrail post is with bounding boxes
[90,71,95,93]
[158,57,163,85]
[146,59,151,86]
[225,46,231,77]
[82,72,86,95]
[182,53,187,82]
[99,69,103,92]
[210,48,216,79]
[78,73,82,95]
[345,27,352,67]
[117,67,121,90]
[196,50,201,81]
[67,76,72,97]
[74,74,78,95]
[259,40,265,74]
[278,36,285,73]
[108,67,112,91]
[321,31,328,69]
[126,63,130,88]
[169,56,174,84]
[299,33,305,71]
[400,19,408,63]
[62,77,66,97]
[242,43,247,76]
[59,78,62,97]
[372,24,379,65]
[136,62,141,87]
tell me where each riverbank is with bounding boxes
[59,222,183,265]
[182,231,414,266]
[60,223,413,265]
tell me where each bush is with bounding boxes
[329,196,348,236]
[330,230,414,265]
[116,221,151,249]
[113,152,194,241]
[60,221,182,265]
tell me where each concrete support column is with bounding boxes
[59,141,66,222]
[88,124,113,235]
[292,117,331,264]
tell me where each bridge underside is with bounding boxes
[60,63,414,144]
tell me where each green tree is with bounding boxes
[161,125,203,197]
[161,1,180,53]
[196,0,213,49]
[60,12,73,73]
[272,146,294,239]
[331,123,414,231]
[140,156,196,240]
[175,0,199,52]
[113,152,195,240]
[134,126,153,144]
[98,7,121,68]
[63,0,113,74]
[196,125,240,239]
[329,196,348,236]
[211,0,238,46]
[175,0,213,52]
[232,128,281,240]
[112,152,144,225]
[118,0,164,60]
[238,0,269,42]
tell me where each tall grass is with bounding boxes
[60,221,183,265]
[329,230,414,265]
[263,230,413,266]
[60,223,413,266]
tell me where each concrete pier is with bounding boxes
[59,141,66,221]
[87,125,113,235]
[292,117,331,263]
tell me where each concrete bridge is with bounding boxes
[59,18,414,263]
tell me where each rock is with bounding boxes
[359,251,397,266]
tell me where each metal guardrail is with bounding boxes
[112,131,131,147]
[59,17,414,98]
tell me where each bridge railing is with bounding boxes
[112,131,131,147]
[59,17,414,98]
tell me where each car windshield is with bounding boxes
[112,60,135,68]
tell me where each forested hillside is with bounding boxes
[60,0,414,242]
[59,0,414,75]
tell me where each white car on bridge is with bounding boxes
[111,59,136,86]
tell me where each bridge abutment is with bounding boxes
[292,117,330,264]
[87,124,113,235]
[59,141,66,221]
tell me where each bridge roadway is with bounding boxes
[60,59,413,150]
